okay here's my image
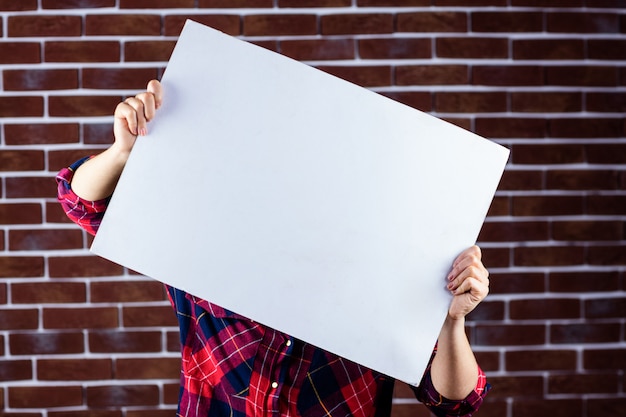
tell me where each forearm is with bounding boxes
[71,143,131,201]
[430,315,479,400]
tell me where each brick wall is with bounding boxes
[1,1,625,416]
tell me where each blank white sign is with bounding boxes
[91,20,509,386]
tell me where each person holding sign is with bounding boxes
[57,80,490,417]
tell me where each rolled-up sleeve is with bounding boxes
[56,156,109,236]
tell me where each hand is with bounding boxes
[112,79,163,154]
[446,245,489,320]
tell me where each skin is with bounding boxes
[71,80,489,401]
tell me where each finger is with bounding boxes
[452,276,489,299]
[447,246,484,282]
[114,101,139,136]
[123,96,149,136]
[147,79,163,109]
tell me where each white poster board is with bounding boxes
[91,20,509,386]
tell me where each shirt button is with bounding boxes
[271,381,278,389]
[285,339,292,347]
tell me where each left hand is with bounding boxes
[446,245,489,320]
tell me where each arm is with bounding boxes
[430,245,488,400]
[71,79,163,201]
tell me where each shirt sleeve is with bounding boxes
[56,156,109,236]
[412,345,490,417]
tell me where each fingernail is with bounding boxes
[139,128,147,136]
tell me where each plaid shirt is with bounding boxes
[57,157,489,417]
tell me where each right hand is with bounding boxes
[112,79,163,154]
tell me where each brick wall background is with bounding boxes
[1,1,625,416]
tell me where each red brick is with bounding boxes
[513,39,585,60]
[586,92,626,113]
[49,95,121,117]
[48,255,123,278]
[511,144,584,164]
[84,123,114,144]
[489,271,545,294]
[45,41,120,62]
[380,91,431,112]
[435,92,507,113]
[483,375,544,398]
[475,117,547,138]
[198,0,272,6]
[279,0,350,5]
[86,385,160,407]
[47,201,74,224]
[116,357,180,379]
[512,92,583,113]
[396,65,468,85]
[0,150,44,171]
[498,170,543,191]
[549,373,619,394]
[321,13,393,35]
[512,195,584,216]
[551,322,620,344]
[547,12,619,33]
[82,68,159,90]
[91,280,166,303]
[0,360,32,381]
[42,0,114,7]
[472,65,543,86]
[510,298,581,320]
[485,195,509,216]
[124,41,176,62]
[506,349,577,371]
[549,271,620,293]
[44,307,118,329]
[359,38,430,60]
[358,0,429,5]
[164,14,241,36]
[10,386,82,408]
[553,220,623,241]
[481,247,510,268]
[478,221,548,242]
[546,65,619,86]
[513,399,584,417]
[0,309,39,330]
[515,245,585,267]
[89,331,162,353]
[0,256,44,278]
[280,39,355,61]
[48,148,106,172]
[86,14,161,35]
[12,282,86,304]
[588,398,626,417]
[6,176,56,198]
[466,300,505,321]
[436,37,508,59]
[10,332,84,355]
[49,412,121,417]
[0,96,44,117]
[120,0,193,6]
[0,0,37,10]
[586,143,626,164]
[474,324,545,346]
[546,169,621,190]
[396,12,467,32]
[4,123,79,145]
[123,305,177,328]
[0,42,41,64]
[38,358,112,380]
[244,14,317,36]
[550,117,623,138]
[584,348,626,370]
[315,65,392,87]
[585,297,626,319]
[588,245,626,265]
[587,194,626,215]
[8,15,81,37]
[9,229,84,251]
[472,11,542,32]
[3,69,78,91]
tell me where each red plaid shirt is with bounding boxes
[57,157,489,417]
